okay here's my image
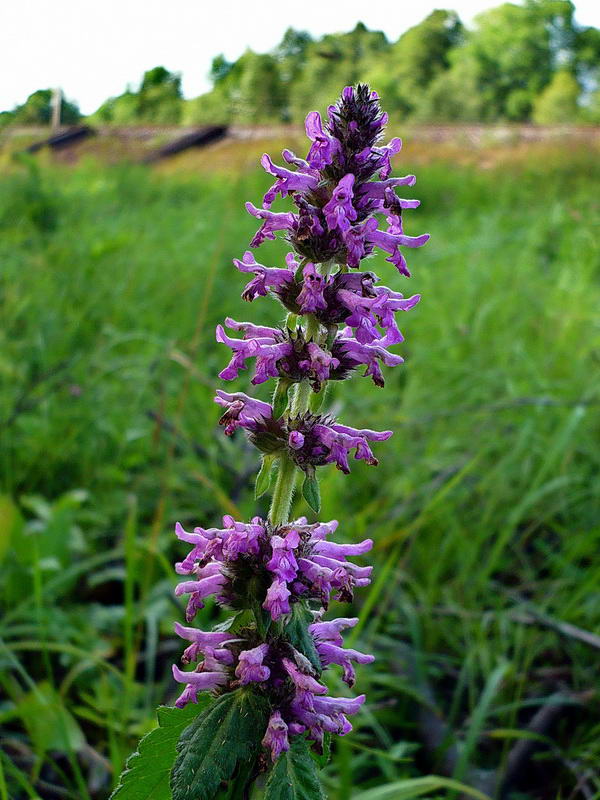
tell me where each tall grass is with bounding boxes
[1,141,599,798]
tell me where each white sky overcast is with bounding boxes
[2,0,599,114]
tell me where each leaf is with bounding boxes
[110,703,207,800]
[0,494,23,563]
[351,776,492,800]
[301,474,320,514]
[17,681,85,757]
[255,455,275,499]
[285,602,322,673]
[309,733,331,769]
[272,379,292,419]
[264,736,325,800]
[171,690,269,800]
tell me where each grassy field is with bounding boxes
[1,134,599,799]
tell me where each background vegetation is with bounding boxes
[0,126,599,799]
[2,0,600,129]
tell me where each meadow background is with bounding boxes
[0,126,599,799]
[1,3,600,797]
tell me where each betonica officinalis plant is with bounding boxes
[112,84,429,800]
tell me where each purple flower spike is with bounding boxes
[262,711,290,761]
[235,643,271,685]
[263,578,291,620]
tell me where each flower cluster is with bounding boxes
[173,516,372,622]
[170,84,428,774]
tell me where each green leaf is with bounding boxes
[351,776,492,800]
[171,690,269,800]
[285,602,321,673]
[308,385,327,414]
[0,494,23,563]
[309,733,331,769]
[110,703,207,800]
[255,455,275,499]
[264,736,325,800]
[302,473,320,514]
[18,681,85,758]
[272,379,292,419]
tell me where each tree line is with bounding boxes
[3,1,600,129]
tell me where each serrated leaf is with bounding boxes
[302,474,321,514]
[110,703,207,800]
[285,602,322,673]
[255,455,275,499]
[264,736,325,800]
[171,690,269,800]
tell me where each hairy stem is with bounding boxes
[268,313,323,526]
[268,453,297,526]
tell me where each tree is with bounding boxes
[366,10,463,118]
[11,90,81,126]
[532,69,580,122]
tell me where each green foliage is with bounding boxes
[255,455,275,499]
[532,69,581,122]
[8,89,81,125]
[301,472,321,514]
[264,736,325,800]
[91,66,183,124]
[1,146,600,797]
[110,703,207,800]
[171,690,269,800]
[285,602,322,673]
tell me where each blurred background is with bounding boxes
[1,1,599,798]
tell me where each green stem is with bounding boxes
[268,453,297,526]
[268,314,324,526]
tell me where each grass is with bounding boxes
[0,135,599,799]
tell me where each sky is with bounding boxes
[2,0,599,114]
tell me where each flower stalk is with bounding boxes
[165,84,429,799]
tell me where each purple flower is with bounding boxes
[262,578,291,620]
[262,711,290,761]
[233,251,295,301]
[307,421,392,473]
[216,322,291,385]
[336,336,404,387]
[314,640,374,687]
[215,390,273,436]
[172,663,227,708]
[266,529,300,583]
[298,342,340,385]
[246,203,296,248]
[175,565,227,622]
[288,431,305,450]
[296,263,327,313]
[235,643,270,685]
[323,174,357,233]
[366,225,430,277]
[305,111,341,169]
[261,154,319,208]
[174,621,235,664]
